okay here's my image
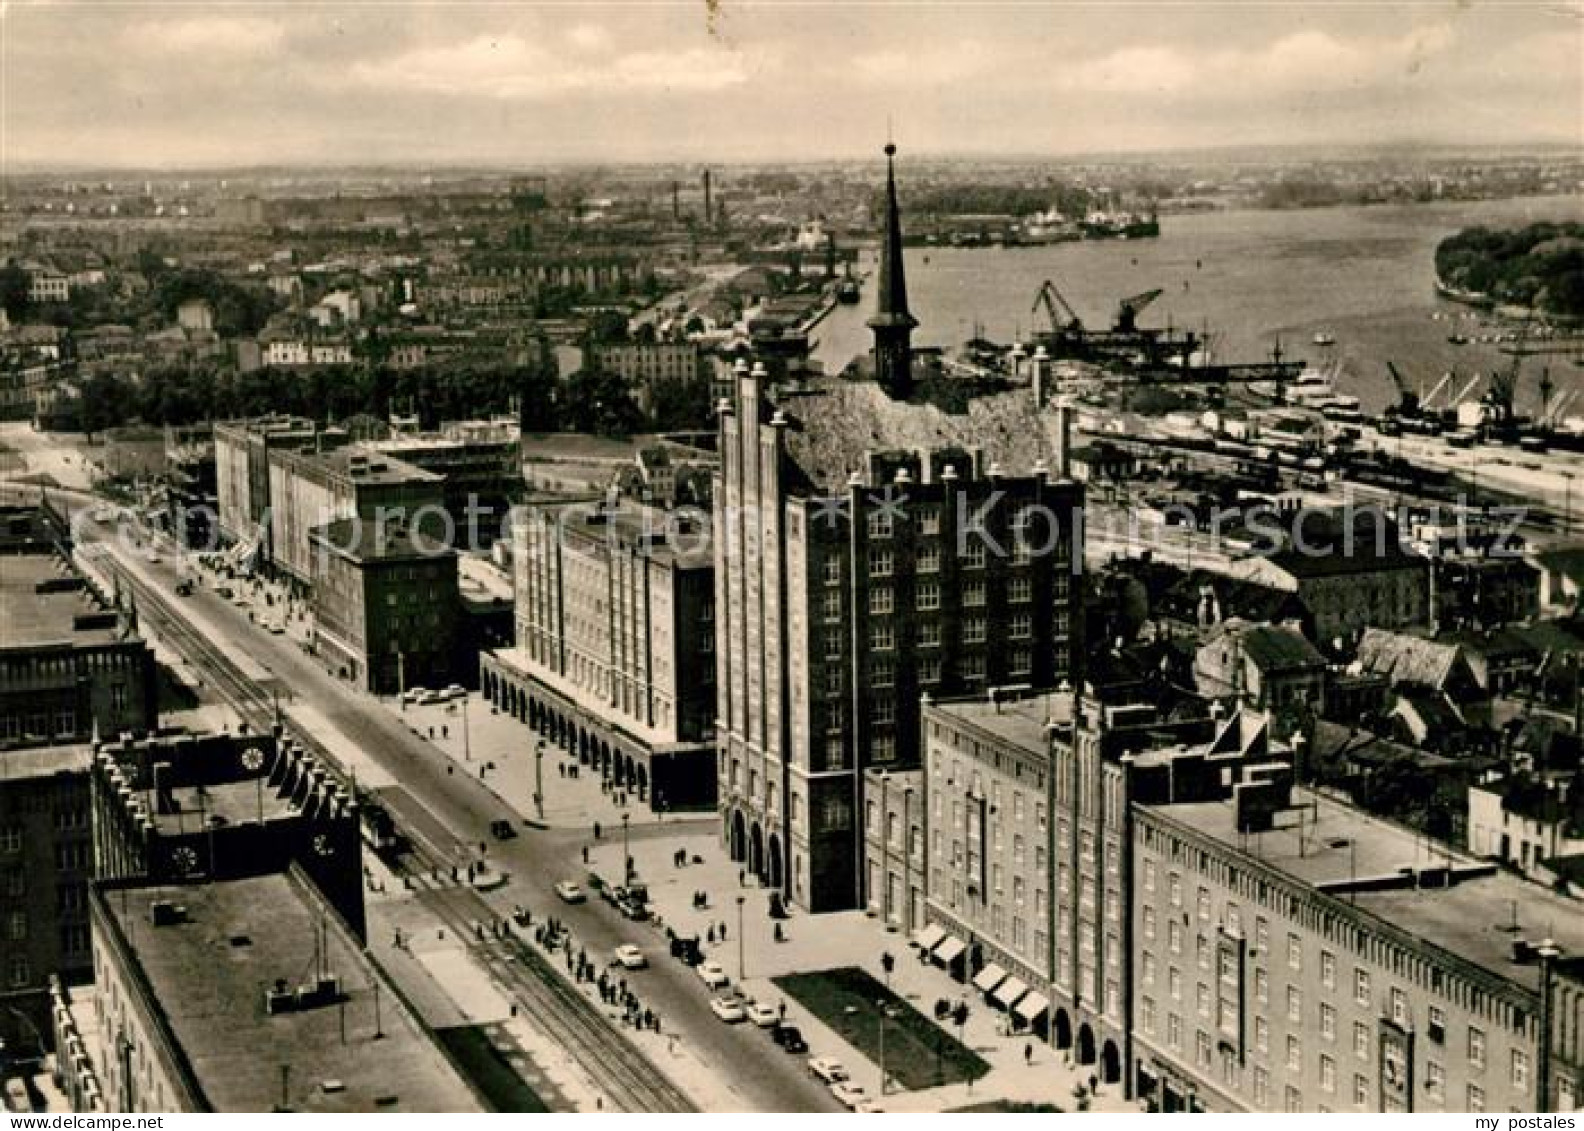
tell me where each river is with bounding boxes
[811,194,1584,416]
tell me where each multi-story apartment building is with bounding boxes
[1,505,156,747]
[1131,772,1584,1114]
[588,341,708,416]
[482,494,717,811]
[213,417,318,551]
[912,691,1268,1073]
[309,517,459,694]
[715,146,1084,913]
[363,420,523,550]
[1467,773,1584,885]
[266,443,444,591]
[896,687,1584,1112]
[0,744,93,1057]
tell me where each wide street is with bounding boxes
[46,497,840,1113]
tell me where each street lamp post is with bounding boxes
[461,694,472,762]
[736,894,746,983]
[877,1003,897,1095]
[1536,938,1561,1112]
[534,739,545,819]
[621,812,632,883]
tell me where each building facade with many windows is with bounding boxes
[482,494,717,812]
[716,359,1084,912]
[1130,772,1584,1113]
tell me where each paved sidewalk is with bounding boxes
[388,690,713,838]
[586,832,1142,1113]
[361,848,595,1111]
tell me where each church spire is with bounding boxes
[868,141,917,399]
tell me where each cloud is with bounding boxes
[1056,23,1460,97]
[127,15,286,57]
[851,41,998,88]
[345,33,750,99]
[566,23,612,52]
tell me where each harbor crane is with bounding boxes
[1449,371,1484,411]
[1116,288,1164,333]
[1033,279,1084,334]
[1386,361,1420,416]
[1484,317,1532,428]
[1420,371,1454,412]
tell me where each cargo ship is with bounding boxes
[1079,208,1160,240]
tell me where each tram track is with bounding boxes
[100,552,697,1113]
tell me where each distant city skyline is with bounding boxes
[2,1,1580,170]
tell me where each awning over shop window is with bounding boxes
[1013,991,1050,1023]
[913,923,946,951]
[932,935,967,965]
[990,976,1029,1009]
[972,963,1008,993]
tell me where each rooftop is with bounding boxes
[0,553,129,650]
[0,741,93,783]
[770,378,1060,493]
[100,872,479,1113]
[535,495,711,569]
[150,778,298,836]
[1356,627,1465,689]
[1147,786,1584,992]
[928,692,1072,756]
[1208,619,1326,671]
[317,446,441,486]
[309,517,454,563]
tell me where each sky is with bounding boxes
[2,1,1580,169]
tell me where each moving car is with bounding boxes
[745,1001,779,1028]
[709,995,747,1023]
[695,960,730,989]
[489,819,517,841]
[807,1057,848,1084]
[772,1024,807,1054]
[829,1082,869,1110]
[553,881,586,904]
[613,945,647,970]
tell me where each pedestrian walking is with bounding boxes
[1025,1043,1033,1065]
[582,845,590,864]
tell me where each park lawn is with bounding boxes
[773,966,989,1091]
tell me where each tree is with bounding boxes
[560,368,642,437]
[0,262,30,322]
[582,308,630,346]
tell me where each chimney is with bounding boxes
[1031,345,1049,407]
[1054,397,1074,481]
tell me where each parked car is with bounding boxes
[613,945,647,970]
[489,819,517,841]
[444,684,466,698]
[695,960,730,990]
[669,934,702,965]
[615,892,650,921]
[418,690,446,705]
[772,1024,807,1053]
[709,995,747,1023]
[829,1082,869,1110]
[746,1001,779,1028]
[401,688,426,704]
[553,881,586,904]
[807,1056,848,1084]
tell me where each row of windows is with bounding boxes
[1139,819,1535,1036]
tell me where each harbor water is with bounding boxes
[812,193,1584,416]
